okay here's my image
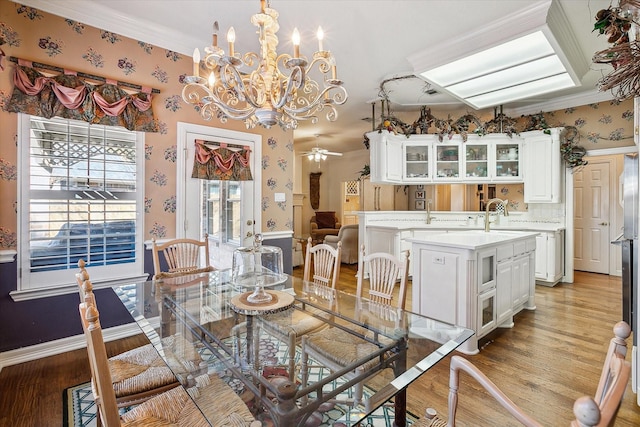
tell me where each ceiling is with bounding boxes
[18,0,616,154]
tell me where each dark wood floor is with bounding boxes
[0,267,638,426]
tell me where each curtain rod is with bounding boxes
[198,139,250,150]
[9,56,161,94]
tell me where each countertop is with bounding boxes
[406,230,539,250]
[366,221,564,233]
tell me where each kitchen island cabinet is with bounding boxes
[407,231,537,354]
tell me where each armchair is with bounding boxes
[310,211,341,243]
[324,224,358,264]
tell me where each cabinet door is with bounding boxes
[463,141,490,180]
[535,233,548,280]
[512,254,531,309]
[478,248,496,293]
[493,139,522,181]
[404,143,431,181]
[523,129,561,202]
[496,260,513,325]
[434,141,462,181]
[368,131,403,183]
[478,288,497,338]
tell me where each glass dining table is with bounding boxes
[113,269,473,426]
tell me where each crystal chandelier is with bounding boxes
[182,0,348,130]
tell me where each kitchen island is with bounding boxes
[407,230,538,354]
[359,210,565,286]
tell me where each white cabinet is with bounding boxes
[522,129,561,203]
[434,141,462,181]
[369,131,525,184]
[492,138,522,181]
[464,141,490,180]
[535,230,564,285]
[404,142,431,181]
[409,232,537,354]
[496,260,513,326]
[369,132,403,183]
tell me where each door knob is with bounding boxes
[599,222,609,226]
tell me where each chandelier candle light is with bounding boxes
[182,0,348,130]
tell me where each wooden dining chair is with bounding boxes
[75,260,180,407]
[414,321,632,427]
[78,276,259,426]
[300,245,410,405]
[151,235,214,279]
[356,246,409,310]
[257,237,342,380]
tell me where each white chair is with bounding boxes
[414,321,631,427]
[258,237,342,380]
[300,245,409,404]
[151,235,213,279]
[78,276,259,426]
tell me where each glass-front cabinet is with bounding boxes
[368,131,524,184]
[464,141,489,180]
[403,143,430,181]
[493,140,521,180]
[434,142,461,180]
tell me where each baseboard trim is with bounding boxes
[0,322,141,372]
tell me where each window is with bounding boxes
[205,181,243,246]
[15,114,145,300]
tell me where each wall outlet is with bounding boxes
[274,192,286,202]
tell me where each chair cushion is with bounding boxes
[121,374,257,426]
[109,343,178,398]
[306,327,382,372]
[315,211,336,229]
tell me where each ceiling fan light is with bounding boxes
[307,153,314,161]
[321,154,327,160]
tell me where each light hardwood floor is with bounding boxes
[0,267,638,426]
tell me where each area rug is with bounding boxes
[64,335,417,427]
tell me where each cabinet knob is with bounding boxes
[599,222,609,226]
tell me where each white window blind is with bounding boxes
[16,114,145,298]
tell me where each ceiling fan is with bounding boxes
[300,146,343,162]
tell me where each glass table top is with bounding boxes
[113,269,473,426]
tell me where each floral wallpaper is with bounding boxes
[0,0,294,249]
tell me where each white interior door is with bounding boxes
[574,161,611,273]
[177,123,261,269]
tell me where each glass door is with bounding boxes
[178,123,261,270]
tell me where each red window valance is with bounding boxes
[191,139,253,181]
[6,61,158,132]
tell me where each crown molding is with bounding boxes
[407,0,551,73]
[504,89,615,116]
[11,0,197,55]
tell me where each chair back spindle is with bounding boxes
[303,236,342,290]
[356,245,409,310]
[152,235,213,279]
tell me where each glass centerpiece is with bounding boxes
[231,234,285,303]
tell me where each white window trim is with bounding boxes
[11,114,146,301]
[176,122,262,240]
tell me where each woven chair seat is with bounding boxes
[305,327,385,372]
[109,343,178,398]
[261,306,329,338]
[121,373,258,426]
[109,334,205,398]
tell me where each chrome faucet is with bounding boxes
[484,198,509,232]
[426,199,433,224]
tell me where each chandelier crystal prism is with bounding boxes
[182,0,348,130]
